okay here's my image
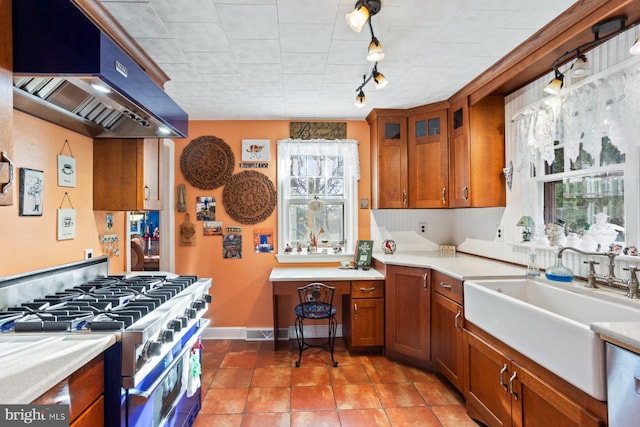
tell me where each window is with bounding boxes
[276,139,360,259]
[540,136,625,243]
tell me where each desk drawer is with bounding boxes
[432,271,462,305]
[351,280,384,298]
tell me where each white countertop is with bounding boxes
[372,251,526,280]
[269,266,385,281]
[0,333,117,404]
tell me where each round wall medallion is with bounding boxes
[223,171,276,224]
[180,135,235,190]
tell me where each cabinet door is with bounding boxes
[350,298,384,347]
[448,97,470,208]
[431,292,464,391]
[385,265,430,363]
[371,114,408,208]
[511,361,604,427]
[464,330,512,427]
[0,0,13,206]
[409,107,449,208]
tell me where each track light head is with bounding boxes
[569,54,590,78]
[355,88,366,107]
[373,68,387,89]
[544,69,564,95]
[346,0,381,33]
[367,37,385,62]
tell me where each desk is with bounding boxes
[269,266,385,350]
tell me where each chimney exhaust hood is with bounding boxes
[12,0,188,139]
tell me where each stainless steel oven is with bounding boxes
[0,257,212,427]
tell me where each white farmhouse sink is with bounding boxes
[464,278,640,401]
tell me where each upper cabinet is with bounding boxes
[448,95,506,208]
[93,138,162,211]
[408,103,449,208]
[367,109,408,209]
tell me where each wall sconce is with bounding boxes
[502,160,513,190]
[516,216,535,242]
[543,15,628,95]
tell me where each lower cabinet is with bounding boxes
[464,328,606,427]
[342,281,384,350]
[431,272,464,392]
[385,265,431,366]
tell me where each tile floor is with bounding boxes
[194,339,480,427]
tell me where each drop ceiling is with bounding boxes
[99,0,577,121]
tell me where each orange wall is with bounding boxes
[175,120,372,329]
[0,111,125,276]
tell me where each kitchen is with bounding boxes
[2,0,640,426]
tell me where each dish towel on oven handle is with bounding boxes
[187,346,202,397]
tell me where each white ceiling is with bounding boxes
[99,0,577,121]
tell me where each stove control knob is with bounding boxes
[192,300,203,310]
[177,316,188,328]
[184,308,197,319]
[203,294,212,303]
[160,329,174,343]
[168,319,182,332]
[147,341,163,357]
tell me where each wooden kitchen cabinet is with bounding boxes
[408,103,449,208]
[464,329,605,427]
[93,138,162,211]
[431,270,464,392]
[385,265,430,367]
[342,280,384,350]
[367,109,408,209]
[448,95,506,208]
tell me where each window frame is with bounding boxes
[275,139,359,263]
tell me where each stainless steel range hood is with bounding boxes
[12,0,188,139]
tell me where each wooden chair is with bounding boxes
[294,282,338,367]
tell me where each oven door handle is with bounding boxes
[128,318,210,398]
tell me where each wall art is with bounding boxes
[57,208,76,240]
[254,228,274,253]
[241,139,270,162]
[223,226,242,259]
[19,167,44,216]
[203,221,222,236]
[57,139,76,187]
[196,196,215,221]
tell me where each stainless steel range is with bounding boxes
[0,256,212,427]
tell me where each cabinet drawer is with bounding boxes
[432,271,463,304]
[351,280,384,298]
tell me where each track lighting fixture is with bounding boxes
[543,15,628,94]
[345,0,381,33]
[354,63,388,106]
[372,66,387,89]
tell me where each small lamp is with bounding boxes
[516,216,535,242]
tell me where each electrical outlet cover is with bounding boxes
[496,225,504,242]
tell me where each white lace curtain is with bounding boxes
[512,62,640,168]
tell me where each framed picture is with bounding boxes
[19,168,44,216]
[57,154,76,187]
[242,139,270,162]
[57,208,76,240]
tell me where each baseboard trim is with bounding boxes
[202,325,344,341]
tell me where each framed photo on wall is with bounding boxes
[242,139,270,162]
[19,168,44,216]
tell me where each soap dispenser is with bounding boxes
[526,250,541,277]
[545,251,574,282]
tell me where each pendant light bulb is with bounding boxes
[373,70,388,89]
[367,37,385,62]
[355,89,366,107]
[346,4,370,33]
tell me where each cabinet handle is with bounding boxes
[509,371,518,400]
[1,151,14,194]
[441,187,446,204]
[462,186,469,200]
[454,311,462,330]
[403,190,407,205]
[354,303,358,320]
[144,185,151,202]
[423,273,428,291]
[359,287,376,292]
[439,282,452,290]
[499,364,508,391]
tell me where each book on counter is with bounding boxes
[353,239,373,266]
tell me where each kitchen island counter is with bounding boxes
[0,333,116,404]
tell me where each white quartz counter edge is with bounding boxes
[591,322,640,352]
[269,266,384,281]
[0,333,116,404]
[372,251,526,280]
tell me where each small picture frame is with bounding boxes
[19,168,44,216]
[57,154,76,187]
[242,139,270,162]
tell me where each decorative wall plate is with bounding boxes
[180,135,235,190]
[223,171,276,224]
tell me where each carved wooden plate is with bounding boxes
[222,171,276,224]
[180,135,234,190]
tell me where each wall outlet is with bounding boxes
[496,225,504,242]
[84,248,93,260]
[418,222,428,234]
